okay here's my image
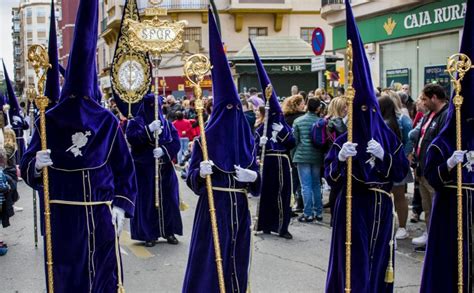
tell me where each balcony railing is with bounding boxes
[322,0,344,5]
[139,0,209,11]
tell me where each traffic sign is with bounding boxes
[311,28,325,56]
[311,56,326,72]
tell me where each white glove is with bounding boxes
[366,139,384,160]
[153,147,164,159]
[447,150,467,169]
[338,142,358,162]
[234,165,258,183]
[111,206,125,236]
[199,160,214,178]
[12,115,22,123]
[148,120,162,135]
[259,136,268,147]
[35,149,53,171]
[272,122,284,133]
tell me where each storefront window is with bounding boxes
[380,32,459,98]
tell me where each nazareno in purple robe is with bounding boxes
[182,8,261,293]
[324,1,409,292]
[126,94,183,241]
[420,1,474,291]
[250,40,296,236]
[20,0,138,291]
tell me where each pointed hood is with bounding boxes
[43,0,118,171]
[59,0,100,102]
[205,8,255,172]
[345,1,401,181]
[111,0,151,118]
[249,39,281,115]
[250,39,292,151]
[2,60,20,118]
[434,0,474,151]
[44,0,60,106]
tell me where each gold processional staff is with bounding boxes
[27,44,53,292]
[184,54,226,293]
[344,40,355,293]
[446,52,473,293]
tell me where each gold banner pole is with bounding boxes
[344,40,355,293]
[446,53,473,293]
[150,54,162,210]
[253,84,272,233]
[184,54,225,293]
[27,86,39,248]
[28,44,53,292]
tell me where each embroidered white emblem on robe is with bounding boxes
[66,131,92,157]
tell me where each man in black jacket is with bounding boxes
[412,83,449,249]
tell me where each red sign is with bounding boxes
[312,27,326,56]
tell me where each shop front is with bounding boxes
[234,62,321,98]
[332,0,467,96]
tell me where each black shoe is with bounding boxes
[166,235,179,245]
[315,215,323,222]
[279,232,293,240]
[291,211,299,218]
[414,245,426,252]
[298,214,314,223]
[144,241,155,247]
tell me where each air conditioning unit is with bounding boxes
[184,40,200,54]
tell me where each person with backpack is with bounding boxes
[292,98,324,222]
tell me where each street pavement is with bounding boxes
[0,177,424,292]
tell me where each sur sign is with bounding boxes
[311,28,325,56]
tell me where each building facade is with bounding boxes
[13,0,61,100]
[11,7,22,96]
[322,0,466,97]
[98,0,333,98]
[58,0,79,67]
